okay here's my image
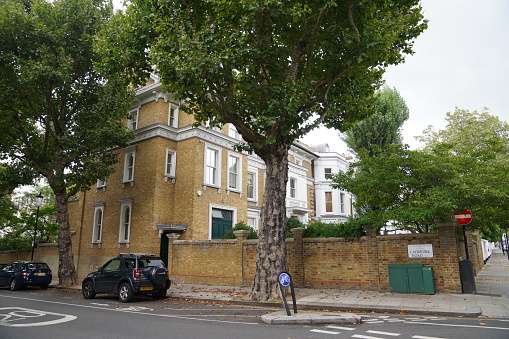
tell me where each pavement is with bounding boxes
[51,248,509,324]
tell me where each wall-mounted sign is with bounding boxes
[408,244,434,258]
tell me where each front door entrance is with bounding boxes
[211,208,233,239]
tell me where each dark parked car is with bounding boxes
[82,253,171,303]
[0,263,7,270]
[0,261,52,290]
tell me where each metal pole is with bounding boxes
[463,225,470,260]
[31,205,40,261]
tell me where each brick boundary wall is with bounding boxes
[1,222,481,292]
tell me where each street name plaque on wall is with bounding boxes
[408,244,434,258]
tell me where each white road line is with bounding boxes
[352,335,386,339]
[310,329,340,335]
[367,330,401,336]
[412,336,447,339]
[0,295,258,325]
[364,321,385,324]
[327,325,356,330]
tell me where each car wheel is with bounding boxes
[82,281,96,299]
[118,283,134,303]
[152,289,167,299]
[10,278,20,291]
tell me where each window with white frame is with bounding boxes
[204,145,221,186]
[289,177,297,198]
[96,178,107,188]
[325,192,333,213]
[247,171,257,201]
[295,157,302,166]
[247,217,258,231]
[228,153,242,191]
[325,168,332,180]
[228,124,241,140]
[127,108,138,130]
[340,192,345,214]
[165,148,176,177]
[92,206,104,243]
[168,103,179,127]
[123,149,136,182]
[119,201,132,243]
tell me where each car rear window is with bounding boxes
[139,259,165,268]
[27,263,50,270]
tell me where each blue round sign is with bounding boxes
[278,272,291,287]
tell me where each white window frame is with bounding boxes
[96,178,107,189]
[295,157,303,166]
[340,192,345,214]
[289,177,297,199]
[123,148,136,183]
[127,108,139,130]
[92,205,104,244]
[119,201,132,244]
[165,148,177,178]
[247,170,258,201]
[168,103,179,128]
[204,144,222,187]
[325,168,332,180]
[227,152,242,191]
[247,209,260,232]
[228,124,241,140]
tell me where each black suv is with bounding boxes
[82,253,171,302]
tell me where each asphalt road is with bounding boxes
[1,287,509,338]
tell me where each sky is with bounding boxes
[301,0,509,152]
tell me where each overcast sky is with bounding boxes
[302,0,509,152]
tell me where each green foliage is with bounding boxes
[220,221,258,239]
[333,108,509,236]
[0,188,58,251]
[343,86,409,155]
[0,0,135,197]
[304,220,366,239]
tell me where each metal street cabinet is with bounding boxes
[388,263,435,295]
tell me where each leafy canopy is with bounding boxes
[333,108,509,240]
[100,0,427,151]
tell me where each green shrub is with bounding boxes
[304,219,366,239]
[220,221,258,239]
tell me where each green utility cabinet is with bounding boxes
[388,264,435,295]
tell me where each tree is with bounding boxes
[0,163,37,198]
[0,0,134,285]
[0,187,58,251]
[101,0,427,300]
[342,86,409,155]
[333,109,509,239]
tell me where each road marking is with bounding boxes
[408,321,509,331]
[0,294,258,325]
[412,336,447,339]
[118,306,154,312]
[327,325,356,330]
[310,329,340,335]
[367,330,401,336]
[352,335,387,339]
[0,307,76,327]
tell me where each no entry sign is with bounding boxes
[454,208,472,225]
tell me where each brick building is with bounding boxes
[68,75,353,277]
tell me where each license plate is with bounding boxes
[35,273,46,276]
[140,286,152,291]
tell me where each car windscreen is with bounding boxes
[27,263,50,270]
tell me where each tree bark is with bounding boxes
[249,142,290,301]
[53,188,78,286]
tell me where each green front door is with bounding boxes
[211,208,233,239]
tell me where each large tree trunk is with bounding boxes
[249,142,290,301]
[53,188,78,286]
